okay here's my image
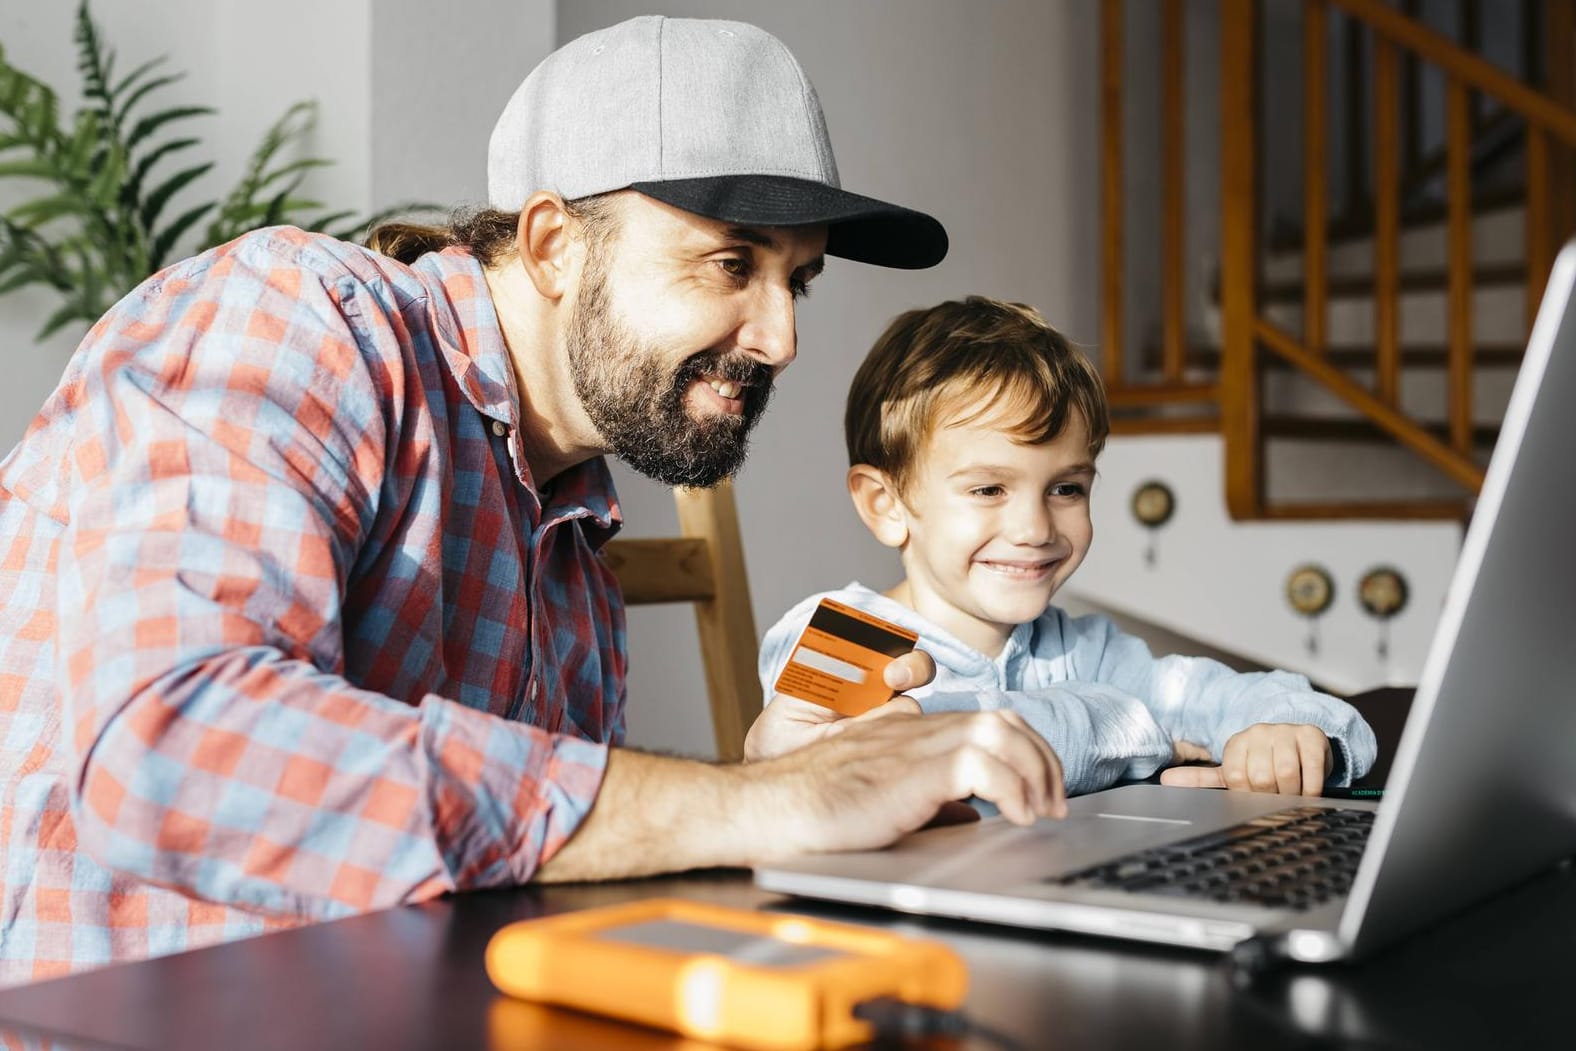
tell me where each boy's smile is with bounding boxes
[886,404,1096,657]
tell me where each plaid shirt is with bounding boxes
[0,228,625,985]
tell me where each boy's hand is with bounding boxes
[743,650,937,761]
[1159,723,1333,796]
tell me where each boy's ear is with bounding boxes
[847,464,909,549]
[514,190,581,302]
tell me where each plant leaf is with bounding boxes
[125,105,213,152]
[37,299,91,341]
[74,2,114,127]
[253,156,331,193]
[8,193,95,225]
[65,110,102,172]
[86,143,128,208]
[109,54,167,108]
[0,55,63,149]
[126,136,198,202]
[115,70,182,128]
[0,159,56,179]
[207,100,316,243]
[139,160,213,230]
[149,200,215,270]
[0,268,46,296]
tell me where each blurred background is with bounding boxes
[3,1,1568,756]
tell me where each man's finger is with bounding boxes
[1159,765,1227,789]
[951,747,1039,825]
[970,711,1065,818]
[883,649,935,692]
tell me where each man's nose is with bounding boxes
[737,287,798,371]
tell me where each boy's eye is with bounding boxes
[969,485,1006,498]
[1051,482,1088,498]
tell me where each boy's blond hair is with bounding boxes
[845,295,1110,494]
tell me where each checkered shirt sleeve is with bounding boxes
[0,229,622,982]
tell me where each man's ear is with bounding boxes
[847,464,909,549]
[514,191,580,302]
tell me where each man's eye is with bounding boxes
[790,276,813,300]
[717,257,751,281]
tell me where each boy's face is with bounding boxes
[893,404,1096,655]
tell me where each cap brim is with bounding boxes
[628,175,948,270]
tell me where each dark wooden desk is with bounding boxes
[6,686,1569,1050]
[2,860,1575,1050]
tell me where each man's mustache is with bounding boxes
[674,351,774,392]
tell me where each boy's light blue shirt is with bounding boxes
[759,582,1378,795]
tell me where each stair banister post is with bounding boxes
[1221,0,1262,520]
[1101,0,1125,391]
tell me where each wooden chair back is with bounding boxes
[599,480,762,760]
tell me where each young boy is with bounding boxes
[752,296,1375,797]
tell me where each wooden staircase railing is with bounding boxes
[1102,0,1576,520]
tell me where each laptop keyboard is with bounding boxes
[1049,805,1375,911]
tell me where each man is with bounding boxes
[0,16,1064,983]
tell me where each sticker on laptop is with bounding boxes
[772,598,919,716]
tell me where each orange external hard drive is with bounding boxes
[772,598,919,716]
[485,897,968,1051]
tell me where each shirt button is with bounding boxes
[491,420,508,437]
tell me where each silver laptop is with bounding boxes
[755,241,1576,964]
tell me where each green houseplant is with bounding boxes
[0,1,427,339]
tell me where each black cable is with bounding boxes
[852,996,1027,1051]
[1224,931,1299,985]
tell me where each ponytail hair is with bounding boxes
[365,195,619,267]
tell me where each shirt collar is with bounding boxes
[412,246,518,426]
[413,246,623,539]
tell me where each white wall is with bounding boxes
[370,5,557,209]
[1070,434,1460,695]
[555,1,1106,756]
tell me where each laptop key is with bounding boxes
[1051,805,1373,910]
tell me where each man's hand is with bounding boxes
[743,649,937,761]
[535,706,1066,882]
[758,708,1067,856]
[1160,723,1333,796]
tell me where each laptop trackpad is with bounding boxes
[876,785,1291,892]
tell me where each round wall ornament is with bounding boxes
[1357,566,1408,619]
[1285,564,1335,616]
[1358,565,1409,660]
[1130,480,1176,527]
[1285,563,1335,654]
[1130,480,1176,567]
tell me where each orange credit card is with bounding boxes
[772,598,919,716]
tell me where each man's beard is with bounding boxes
[566,265,775,488]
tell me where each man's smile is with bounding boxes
[687,374,748,416]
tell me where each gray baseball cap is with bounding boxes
[487,16,948,270]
